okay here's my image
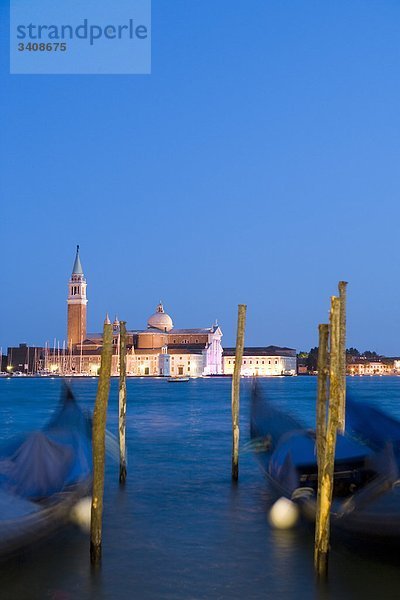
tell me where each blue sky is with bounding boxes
[1,1,400,353]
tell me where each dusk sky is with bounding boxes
[1,1,400,354]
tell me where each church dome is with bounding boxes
[147,302,173,332]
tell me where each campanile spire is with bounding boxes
[72,244,83,274]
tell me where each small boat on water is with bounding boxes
[0,386,92,557]
[168,377,190,383]
[250,383,400,542]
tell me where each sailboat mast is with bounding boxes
[62,340,66,375]
[79,336,83,374]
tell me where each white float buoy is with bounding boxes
[268,497,299,529]
[70,496,92,532]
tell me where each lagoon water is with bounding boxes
[1,376,400,599]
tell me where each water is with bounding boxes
[1,376,400,599]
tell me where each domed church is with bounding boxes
[147,303,174,332]
[64,247,223,377]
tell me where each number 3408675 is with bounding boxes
[18,43,67,52]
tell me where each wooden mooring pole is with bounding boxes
[314,296,341,578]
[314,323,329,574]
[338,281,347,433]
[231,304,247,482]
[315,323,329,470]
[119,321,127,484]
[90,320,113,565]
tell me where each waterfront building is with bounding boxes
[222,346,297,376]
[347,360,394,375]
[70,310,223,377]
[5,343,45,374]
[61,248,224,376]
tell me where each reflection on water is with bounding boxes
[1,377,400,598]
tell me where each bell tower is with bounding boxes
[67,245,87,349]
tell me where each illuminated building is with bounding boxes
[222,346,297,376]
[62,248,223,376]
[347,360,393,375]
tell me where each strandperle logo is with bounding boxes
[10,0,151,75]
[16,19,148,46]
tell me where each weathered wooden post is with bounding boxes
[119,320,127,484]
[314,296,341,578]
[314,323,329,573]
[90,319,113,565]
[231,304,247,482]
[315,324,329,469]
[337,281,347,433]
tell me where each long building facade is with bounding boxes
[222,346,297,376]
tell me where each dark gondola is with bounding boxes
[0,386,92,557]
[250,383,400,541]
